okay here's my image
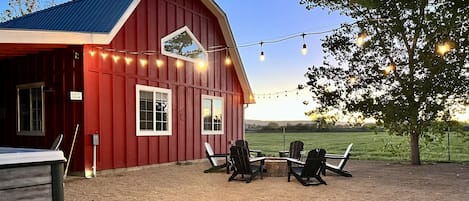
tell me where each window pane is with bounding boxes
[139,91,153,130]
[202,98,212,130]
[19,89,30,131]
[213,99,222,131]
[31,87,42,131]
[155,92,168,131]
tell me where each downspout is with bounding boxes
[243,104,249,140]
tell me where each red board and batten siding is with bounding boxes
[83,0,245,171]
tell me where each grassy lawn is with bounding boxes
[246,132,469,163]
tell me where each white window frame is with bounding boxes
[161,26,208,64]
[136,84,172,136]
[201,95,224,135]
[16,82,45,136]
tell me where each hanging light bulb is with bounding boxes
[301,33,308,55]
[125,55,132,65]
[259,42,265,62]
[89,49,96,56]
[100,52,108,59]
[384,63,396,75]
[139,58,148,67]
[197,59,206,70]
[225,56,232,65]
[176,59,183,68]
[224,48,232,65]
[436,41,453,56]
[112,54,120,63]
[357,31,367,47]
[348,75,358,85]
[156,58,164,67]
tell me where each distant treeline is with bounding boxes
[246,122,469,133]
[245,122,382,133]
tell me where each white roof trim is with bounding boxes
[0,0,141,45]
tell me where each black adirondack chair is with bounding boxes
[288,140,304,160]
[287,148,327,186]
[228,145,265,183]
[234,139,264,157]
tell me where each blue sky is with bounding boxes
[215,0,351,121]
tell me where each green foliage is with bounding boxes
[1,0,63,22]
[300,0,469,164]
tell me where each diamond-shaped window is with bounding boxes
[161,26,207,64]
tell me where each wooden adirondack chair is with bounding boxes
[325,143,353,177]
[287,148,327,186]
[204,142,230,173]
[234,139,264,157]
[228,145,265,183]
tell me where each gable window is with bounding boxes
[161,26,208,64]
[202,95,223,135]
[136,85,172,136]
[17,82,44,136]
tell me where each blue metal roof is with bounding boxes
[0,0,134,33]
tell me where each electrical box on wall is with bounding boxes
[92,134,99,146]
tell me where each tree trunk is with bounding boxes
[410,131,421,165]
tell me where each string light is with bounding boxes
[384,63,396,75]
[86,18,451,70]
[112,54,120,63]
[100,52,108,59]
[197,59,206,70]
[156,58,164,67]
[357,31,367,47]
[139,58,148,67]
[176,59,183,68]
[436,41,453,56]
[301,33,308,55]
[254,84,306,100]
[259,42,265,62]
[125,55,133,65]
[224,49,232,65]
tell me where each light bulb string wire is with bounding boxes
[91,20,357,56]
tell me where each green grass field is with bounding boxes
[245,132,469,163]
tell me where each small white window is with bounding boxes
[17,82,44,136]
[202,95,224,135]
[136,85,172,136]
[161,26,208,64]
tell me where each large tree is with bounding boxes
[1,0,61,22]
[301,0,469,165]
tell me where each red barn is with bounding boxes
[0,0,254,176]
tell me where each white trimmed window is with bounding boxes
[202,95,224,135]
[17,82,44,136]
[136,85,172,136]
[161,26,208,64]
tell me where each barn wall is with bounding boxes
[83,0,245,171]
[0,46,85,172]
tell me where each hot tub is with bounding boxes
[0,147,66,201]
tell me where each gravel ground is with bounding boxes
[64,160,469,201]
